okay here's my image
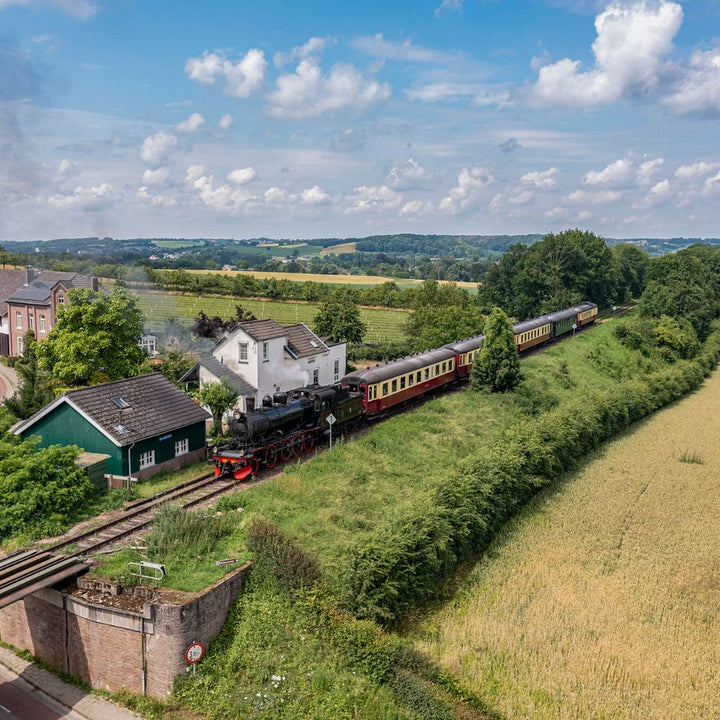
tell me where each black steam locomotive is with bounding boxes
[210,384,364,480]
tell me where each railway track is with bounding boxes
[0,471,241,607]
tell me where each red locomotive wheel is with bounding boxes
[302,431,316,452]
[265,444,278,469]
[291,433,303,457]
[281,437,293,462]
[250,457,260,476]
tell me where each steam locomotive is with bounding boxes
[209,301,598,479]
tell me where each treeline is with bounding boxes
[479,229,649,319]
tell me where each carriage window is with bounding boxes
[424,368,429,380]
[400,376,406,389]
[441,361,446,373]
[408,374,414,386]
[417,371,422,383]
[392,379,397,392]
[382,382,388,396]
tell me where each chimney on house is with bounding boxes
[91,276,99,291]
[24,266,34,286]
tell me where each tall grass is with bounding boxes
[409,362,720,719]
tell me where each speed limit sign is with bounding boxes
[185,641,205,664]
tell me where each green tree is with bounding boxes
[197,380,238,435]
[406,280,483,351]
[313,291,366,344]
[4,330,54,420]
[37,286,146,386]
[471,307,521,392]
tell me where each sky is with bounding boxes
[2,0,720,242]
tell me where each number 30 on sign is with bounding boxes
[185,642,205,664]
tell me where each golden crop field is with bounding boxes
[412,369,720,719]
[183,268,479,290]
[320,241,357,255]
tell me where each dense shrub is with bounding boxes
[246,517,321,592]
[342,325,720,625]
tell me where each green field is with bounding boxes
[130,289,410,344]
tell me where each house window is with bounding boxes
[140,335,156,356]
[238,342,248,362]
[139,450,155,469]
[57,293,65,306]
[39,315,45,333]
[333,359,340,382]
[17,336,23,356]
[312,369,319,384]
[174,438,189,456]
[262,341,269,362]
[15,311,21,329]
[28,314,34,331]
[246,397,255,412]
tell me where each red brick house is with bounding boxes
[3,269,98,357]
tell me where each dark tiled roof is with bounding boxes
[198,357,256,396]
[284,323,328,358]
[236,319,287,342]
[0,270,31,315]
[6,271,95,305]
[19,373,210,446]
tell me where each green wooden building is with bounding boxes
[13,373,210,481]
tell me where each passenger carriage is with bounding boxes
[341,346,457,416]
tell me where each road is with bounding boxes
[0,665,84,720]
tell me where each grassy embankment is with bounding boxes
[129,289,410,344]
[102,314,720,719]
[410,368,720,720]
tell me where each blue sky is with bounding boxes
[2,0,720,241]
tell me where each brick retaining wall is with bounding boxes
[0,562,251,698]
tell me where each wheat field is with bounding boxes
[412,370,720,719]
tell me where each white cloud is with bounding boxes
[268,58,390,119]
[300,185,330,205]
[0,0,98,19]
[406,82,511,108]
[702,171,720,196]
[584,158,634,186]
[520,167,559,189]
[226,167,256,185]
[137,186,177,208]
[663,46,720,116]
[56,158,80,179]
[140,131,177,168]
[566,188,623,204]
[185,49,267,98]
[439,166,494,213]
[345,185,402,214]
[435,0,464,17]
[218,113,234,130]
[175,112,205,133]
[676,161,720,180]
[47,183,112,210]
[637,157,664,186]
[531,0,683,108]
[274,37,330,67]
[141,167,171,186]
[400,200,432,216]
[354,33,452,63]
[185,165,205,184]
[386,158,433,190]
[635,177,673,207]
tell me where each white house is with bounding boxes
[187,319,347,413]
